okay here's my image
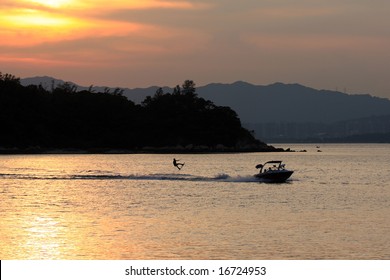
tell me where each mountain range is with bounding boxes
[21,76,390,142]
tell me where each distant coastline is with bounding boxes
[0,144,285,155]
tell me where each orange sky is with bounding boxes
[1,0,389,98]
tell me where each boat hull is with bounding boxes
[254,170,294,183]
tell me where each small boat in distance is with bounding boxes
[254,160,294,183]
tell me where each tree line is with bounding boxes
[0,72,273,152]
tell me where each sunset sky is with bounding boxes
[1,0,389,98]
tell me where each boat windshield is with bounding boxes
[258,161,286,173]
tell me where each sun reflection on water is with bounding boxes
[23,216,64,259]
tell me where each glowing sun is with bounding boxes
[30,0,72,8]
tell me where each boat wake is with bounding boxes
[0,172,260,183]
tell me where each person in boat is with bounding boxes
[173,158,184,170]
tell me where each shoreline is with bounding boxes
[0,145,286,155]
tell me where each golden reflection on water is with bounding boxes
[23,216,64,259]
[2,212,79,259]
[2,210,143,259]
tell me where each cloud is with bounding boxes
[0,0,214,48]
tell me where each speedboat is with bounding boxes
[254,160,293,183]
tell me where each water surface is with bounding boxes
[1,144,389,259]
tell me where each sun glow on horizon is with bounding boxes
[1,0,79,31]
[1,0,209,47]
[30,0,73,8]
[1,0,178,47]
[0,7,82,47]
[4,9,71,27]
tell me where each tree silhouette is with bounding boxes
[182,80,196,97]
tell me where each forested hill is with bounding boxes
[0,73,275,153]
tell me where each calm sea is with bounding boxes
[1,144,389,259]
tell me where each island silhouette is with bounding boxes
[0,72,277,153]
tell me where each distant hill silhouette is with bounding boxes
[195,82,390,142]
[22,77,390,142]
[22,77,390,123]
[197,81,390,123]
[21,76,74,90]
